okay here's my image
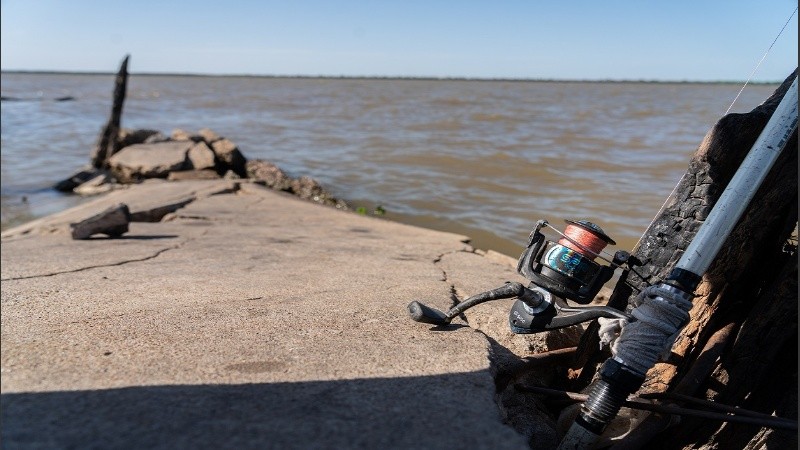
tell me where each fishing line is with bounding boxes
[631,7,797,279]
[724,6,797,115]
[559,223,609,257]
[543,222,615,264]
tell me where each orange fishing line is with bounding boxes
[558,224,608,259]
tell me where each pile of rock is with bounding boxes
[55,127,348,209]
[245,159,346,208]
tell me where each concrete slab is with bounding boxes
[1,182,532,449]
[1,179,238,239]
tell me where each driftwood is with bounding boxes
[90,55,130,169]
[70,203,131,239]
[566,70,798,449]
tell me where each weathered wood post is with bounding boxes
[90,55,130,169]
[570,70,797,449]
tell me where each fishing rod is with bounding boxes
[556,75,797,449]
[407,75,797,448]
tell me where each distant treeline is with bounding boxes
[0,70,782,85]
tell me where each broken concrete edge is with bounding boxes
[1,180,241,240]
[425,246,598,446]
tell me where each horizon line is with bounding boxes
[0,69,784,85]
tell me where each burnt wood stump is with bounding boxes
[70,203,131,239]
[90,55,130,169]
[570,70,797,449]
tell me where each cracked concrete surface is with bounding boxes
[1,238,185,281]
[1,181,543,449]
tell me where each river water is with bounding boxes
[0,73,779,256]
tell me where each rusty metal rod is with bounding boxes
[639,391,796,424]
[514,385,797,431]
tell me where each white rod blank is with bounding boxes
[676,77,798,276]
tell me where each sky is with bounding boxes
[1,1,797,82]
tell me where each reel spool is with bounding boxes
[517,219,617,304]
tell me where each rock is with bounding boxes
[53,167,102,192]
[70,203,130,239]
[187,142,217,170]
[73,173,117,196]
[290,176,348,208]
[198,128,222,144]
[244,160,347,208]
[108,141,193,182]
[223,170,241,180]
[143,133,170,144]
[117,129,162,149]
[246,159,292,190]
[290,176,326,199]
[210,138,247,177]
[168,170,221,181]
[171,128,204,142]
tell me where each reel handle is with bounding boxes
[408,282,542,326]
[407,301,450,325]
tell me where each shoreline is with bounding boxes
[0,191,525,258]
[0,178,524,259]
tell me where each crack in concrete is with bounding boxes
[1,243,183,281]
[168,214,212,221]
[432,247,478,307]
[163,191,266,223]
[432,246,554,446]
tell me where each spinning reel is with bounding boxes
[408,219,638,333]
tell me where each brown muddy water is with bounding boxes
[0,73,779,256]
